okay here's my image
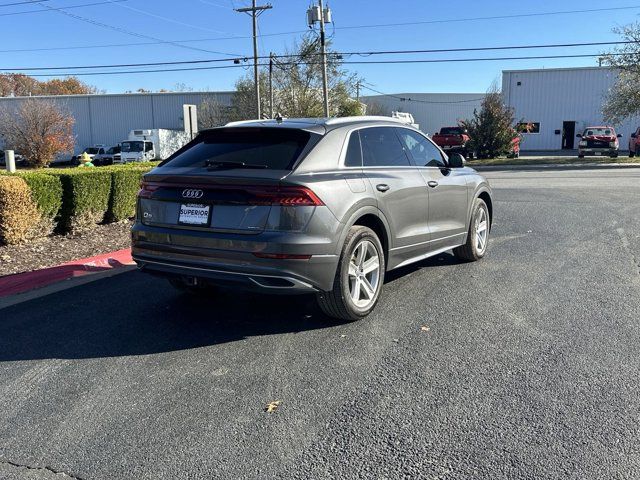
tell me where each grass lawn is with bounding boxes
[467,156,640,167]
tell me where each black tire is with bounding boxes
[453,198,490,262]
[610,152,618,158]
[317,226,385,321]
[578,154,585,159]
[168,277,217,296]
[629,150,635,158]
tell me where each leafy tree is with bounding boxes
[230,35,363,120]
[459,85,519,159]
[602,23,640,124]
[0,74,97,97]
[0,99,75,168]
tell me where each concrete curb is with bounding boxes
[472,163,640,171]
[0,248,134,300]
[0,265,136,310]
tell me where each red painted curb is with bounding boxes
[0,248,134,298]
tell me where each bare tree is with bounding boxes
[199,96,232,129]
[0,99,75,168]
[602,23,640,124]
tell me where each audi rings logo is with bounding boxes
[182,189,204,199]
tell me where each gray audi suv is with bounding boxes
[132,117,493,320]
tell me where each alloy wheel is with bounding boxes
[475,207,489,254]
[348,240,381,309]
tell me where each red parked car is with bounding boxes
[577,126,622,158]
[432,127,471,157]
[628,127,640,158]
[432,127,521,159]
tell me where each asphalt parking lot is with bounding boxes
[1,167,639,480]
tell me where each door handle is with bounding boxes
[376,184,390,192]
[427,181,439,188]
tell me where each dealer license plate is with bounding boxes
[594,152,602,156]
[443,145,452,149]
[179,204,210,226]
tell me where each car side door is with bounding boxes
[356,126,431,268]
[396,128,468,252]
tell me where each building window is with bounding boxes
[516,122,540,134]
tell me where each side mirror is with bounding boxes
[632,133,637,138]
[617,134,623,138]
[448,153,465,168]
[576,134,582,138]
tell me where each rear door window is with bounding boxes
[163,128,314,170]
[360,127,411,167]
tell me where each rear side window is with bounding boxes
[360,127,411,167]
[163,128,313,170]
[440,127,463,135]
[344,131,363,167]
[397,129,446,168]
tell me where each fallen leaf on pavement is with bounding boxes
[421,326,430,332]
[265,401,281,413]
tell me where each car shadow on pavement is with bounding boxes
[0,254,462,362]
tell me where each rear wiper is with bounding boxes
[205,160,268,170]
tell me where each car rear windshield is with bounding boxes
[584,128,613,136]
[439,127,464,135]
[162,127,314,170]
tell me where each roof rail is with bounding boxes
[324,116,407,125]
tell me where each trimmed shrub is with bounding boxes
[53,170,112,232]
[19,172,63,237]
[0,176,40,245]
[107,167,147,221]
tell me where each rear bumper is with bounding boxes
[131,224,340,293]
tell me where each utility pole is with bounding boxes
[318,0,330,117]
[307,1,332,117]
[269,52,274,118]
[355,81,360,103]
[236,1,272,119]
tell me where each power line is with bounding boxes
[0,0,48,6]
[112,1,236,36]
[1,41,635,71]
[1,5,638,52]
[360,86,485,104]
[15,52,627,77]
[333,5,640,30]
[31,0,241,57]
[0,0,123,16]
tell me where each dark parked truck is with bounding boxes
[628,127,640,158]
[577,126,622,158]
[432,127,471,156]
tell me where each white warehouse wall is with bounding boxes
[502,67,640,151]
[360,93,485,136]
[0,91,234,155]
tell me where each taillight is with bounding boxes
[247,186,324,206]
[138,181,160,198]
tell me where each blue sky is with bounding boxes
[1,0,638,94]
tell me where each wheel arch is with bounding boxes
[477,190,493,229]
[338,207,392,266]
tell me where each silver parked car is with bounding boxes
[132,117,493,320]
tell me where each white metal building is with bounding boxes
[503,66,639,151]
[0,91,233,155]
[360,93,486,136]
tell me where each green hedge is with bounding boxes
[53,169,113,232]
[107,166,147,222]
[0,163,158,240]
[19,173,63,236]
